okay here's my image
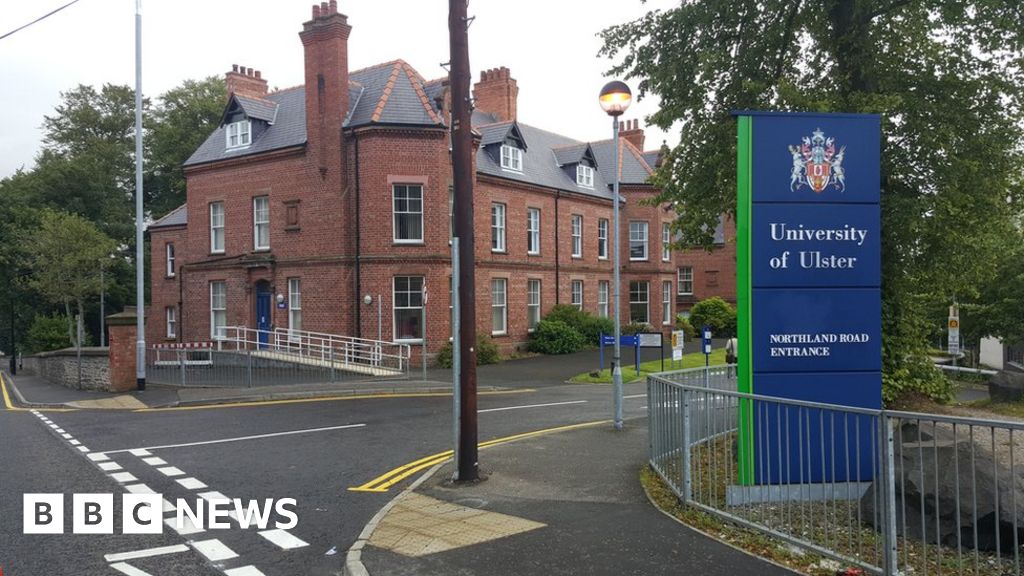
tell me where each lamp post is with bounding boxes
[134,0,146,391]
[599,80,632,430]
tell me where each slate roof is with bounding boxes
[183,59,655,202]
[185,60,444,167]
[642,150,661,169]
[149,204,187,230]
[590,138,653,187]
[234,95,278,123]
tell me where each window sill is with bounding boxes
[630,258,649,262]
[392,241,425,246]
[396,338,424,344]
[571,255,582,260]
[253,248,270,253]
[491,249,507,254]
[491,332,508,338]
[285,225,301,232]
[527,251,540,257]
[210,251,226,256]
[165,274,176,279]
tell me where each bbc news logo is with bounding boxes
[23,493,298,534]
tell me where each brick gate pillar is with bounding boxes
[106,307,140,393]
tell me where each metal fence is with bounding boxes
[648,367,1024,575]
[147,326,411,387]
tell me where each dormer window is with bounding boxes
[576,165,594,188]
[226,119,251,149]
[501,144,523,172]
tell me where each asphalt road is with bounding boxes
[0,375,651,575]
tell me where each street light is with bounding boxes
[599,80,632,431]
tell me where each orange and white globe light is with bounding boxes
[599,81,633,117]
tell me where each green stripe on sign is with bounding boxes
[736,115,754,486]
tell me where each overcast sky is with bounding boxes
[0,0,679,179]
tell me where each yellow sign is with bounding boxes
[948,318,959,329]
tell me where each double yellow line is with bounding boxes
[348,419,610,493]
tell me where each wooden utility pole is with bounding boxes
[449,0,479,482]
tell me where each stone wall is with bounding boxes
[22,348,111,391]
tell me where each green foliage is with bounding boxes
[601,1,1023,402]
[539,303,612,345]
[435,334,501,368]
[24,314,73,353]
[688,298,736,338]
[621,322,654,336]
[29,210,117,348]
[147,77,226,218]
[675,315,696,340]
[528,320,586,355]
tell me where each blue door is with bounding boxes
[256,284,271,349]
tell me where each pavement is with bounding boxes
[352,420,797,576]
[3,342,710,410]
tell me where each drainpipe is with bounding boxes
[554,190,561,305]
[353,132,362,338]
[177,264,184,343]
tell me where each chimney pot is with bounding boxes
[312,4,320,18]
[255,70,262,79]
[328,0,337,13]
[232,64,239,72]
[320,2,329,16]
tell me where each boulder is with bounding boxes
[989,370,1024,402]
[861,421,1024,553]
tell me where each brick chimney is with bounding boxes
[225,64,268,100]
[299,0,351,174]
[620,119,645,151]
[473,67,518,123]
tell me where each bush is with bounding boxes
[689,297,737,338]
[435,334,501,368]
[675,315,696,340]
[24,314,73,353]
[528,320,586,355]
[540,304,612,346]
[621,321,654,336]
[580,315,615,344]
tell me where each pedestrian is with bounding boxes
[725,336,738,378]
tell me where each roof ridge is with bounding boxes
[515,121,585,145]
[621,138,653,176]
[370,62,403,123]
[399,61,442,125]
[266,84,304,96]
[349,59,406,76]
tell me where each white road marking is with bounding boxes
[110,472,137,483]
[157,466,185,477]
[61,433,73,439]
[258,528,309,550]
[624,394,647,399]
[55,428,65,433]
[197,491,227,502]
[129,449,152,457]
[104,544,189,562]
[141,456,166,466]
[224,567,267,576]
[87,453,110,462]
[124,484,155,494]
[69,439,81,445]
[77,446,90,452]
[176,477,208,490]
[98,462,122,471]
[479,400,587,413]
[48,424,58,429]
[104,423,367,454]
[165,515,204,536]
[191,539,239,562]
[162,498,176,514]
[109,562,154,576]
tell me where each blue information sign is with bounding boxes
[736,111,881,485]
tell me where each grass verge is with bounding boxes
[569,348,728,384]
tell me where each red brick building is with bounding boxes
[147,2,735,361]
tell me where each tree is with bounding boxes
[147,76,226,218]
[28,210,117,349]
[601,0,1024,401]
[689,297,737,338]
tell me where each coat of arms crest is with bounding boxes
[788,128,846,193]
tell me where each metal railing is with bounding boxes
[649,367,1024,575]
[146,327,411,387]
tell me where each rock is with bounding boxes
[989,370,1024,402]
[861,421,1024,553]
